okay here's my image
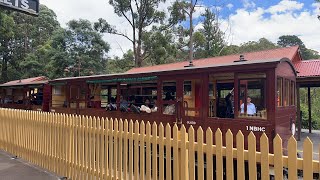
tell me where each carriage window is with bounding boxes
[208,73,234,118]
[118,81,157,113]
[53,86,62,95]
[277,78,283,107]
[162,81,176,115]
[290,81,295,106]
[95,85,117,108]
[184,79,201,117]
[52,85,66,108]
[238,73,267,119]
[284,79,290,106]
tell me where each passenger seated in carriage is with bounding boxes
[126,95,140,113]
[119,95,129,112]
[240,97,256,116]
[140,98,151,113]
[151,97,158,112]
[106,97,117,111]
[163,92,175,115]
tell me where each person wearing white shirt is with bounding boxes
[240,97,256,115]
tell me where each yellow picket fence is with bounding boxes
[0,108,319,180]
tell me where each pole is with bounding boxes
[78,57,81,77]
[188,0,194,67]
[307,86,311,133]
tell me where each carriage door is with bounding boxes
[181,77,203,128]
[70,83,86,114]
[69,84,80,114]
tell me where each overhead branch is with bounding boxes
[121,11,134,27]
[129,0,136,29]
[118,0,134,27]
[111,31,134,43]
[134,0,140,11]
[191,0,198,12]
[182,8,190,16]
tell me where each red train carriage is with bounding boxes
[0,76,51,112]
[49,46,301,152]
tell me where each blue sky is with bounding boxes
[42,0,320,57]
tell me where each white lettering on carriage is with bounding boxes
[187,121,196,125]
[246,126,266,132]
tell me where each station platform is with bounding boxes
[0,150,59,180]
[297,129,320,160]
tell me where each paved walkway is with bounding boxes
[297,129,320,160]
[0,150,59,180]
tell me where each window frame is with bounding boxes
[277,77,283,107]
[237,73,267,120]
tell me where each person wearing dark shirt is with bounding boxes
[225,88,234,118]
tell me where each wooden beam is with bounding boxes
[308,86,312,133]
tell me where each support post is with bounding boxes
[296,84,301,141]
[307,86,312,133]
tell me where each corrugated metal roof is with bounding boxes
[50,58,291,83]
[50,46,300,83]
[294,59,320,77]
[0,76,48,87]
[127,46,300,74]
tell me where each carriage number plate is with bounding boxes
[246,126,266,132]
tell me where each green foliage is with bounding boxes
[45,20,110,78]
[168,0,199,62]
[277,35,320,60]
[168,1,190,25]
[142,27,180,65]
[106,50,134,73]
[95,0,167,67]
[196,8,226,58]
[0,5,60,82]
[0,6,110,81]
[299,88,320,130]
[221,38,278,56]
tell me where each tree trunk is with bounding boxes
[133,41,138,67]
[1,43,9,83]
[136,26,143,67]
[137,44,142,67]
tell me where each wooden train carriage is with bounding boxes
[49,48,298,152]
[0,76,51,112]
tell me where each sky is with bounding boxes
[41,0,320,58]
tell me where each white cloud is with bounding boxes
[42,0,133,57]
[194,5,207,19]
[242,0,256,9]
[267,0,304,14]
[41,0,173,58]
[226,3,234,10]
[41,0,320,57]
[219,0,320,53]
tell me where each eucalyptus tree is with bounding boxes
[48,19,110,78]
[169,0,199,65]
[94,0,166,67]
[200,8,225,57]
[0,10,15,82]
[0,5,60,82]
